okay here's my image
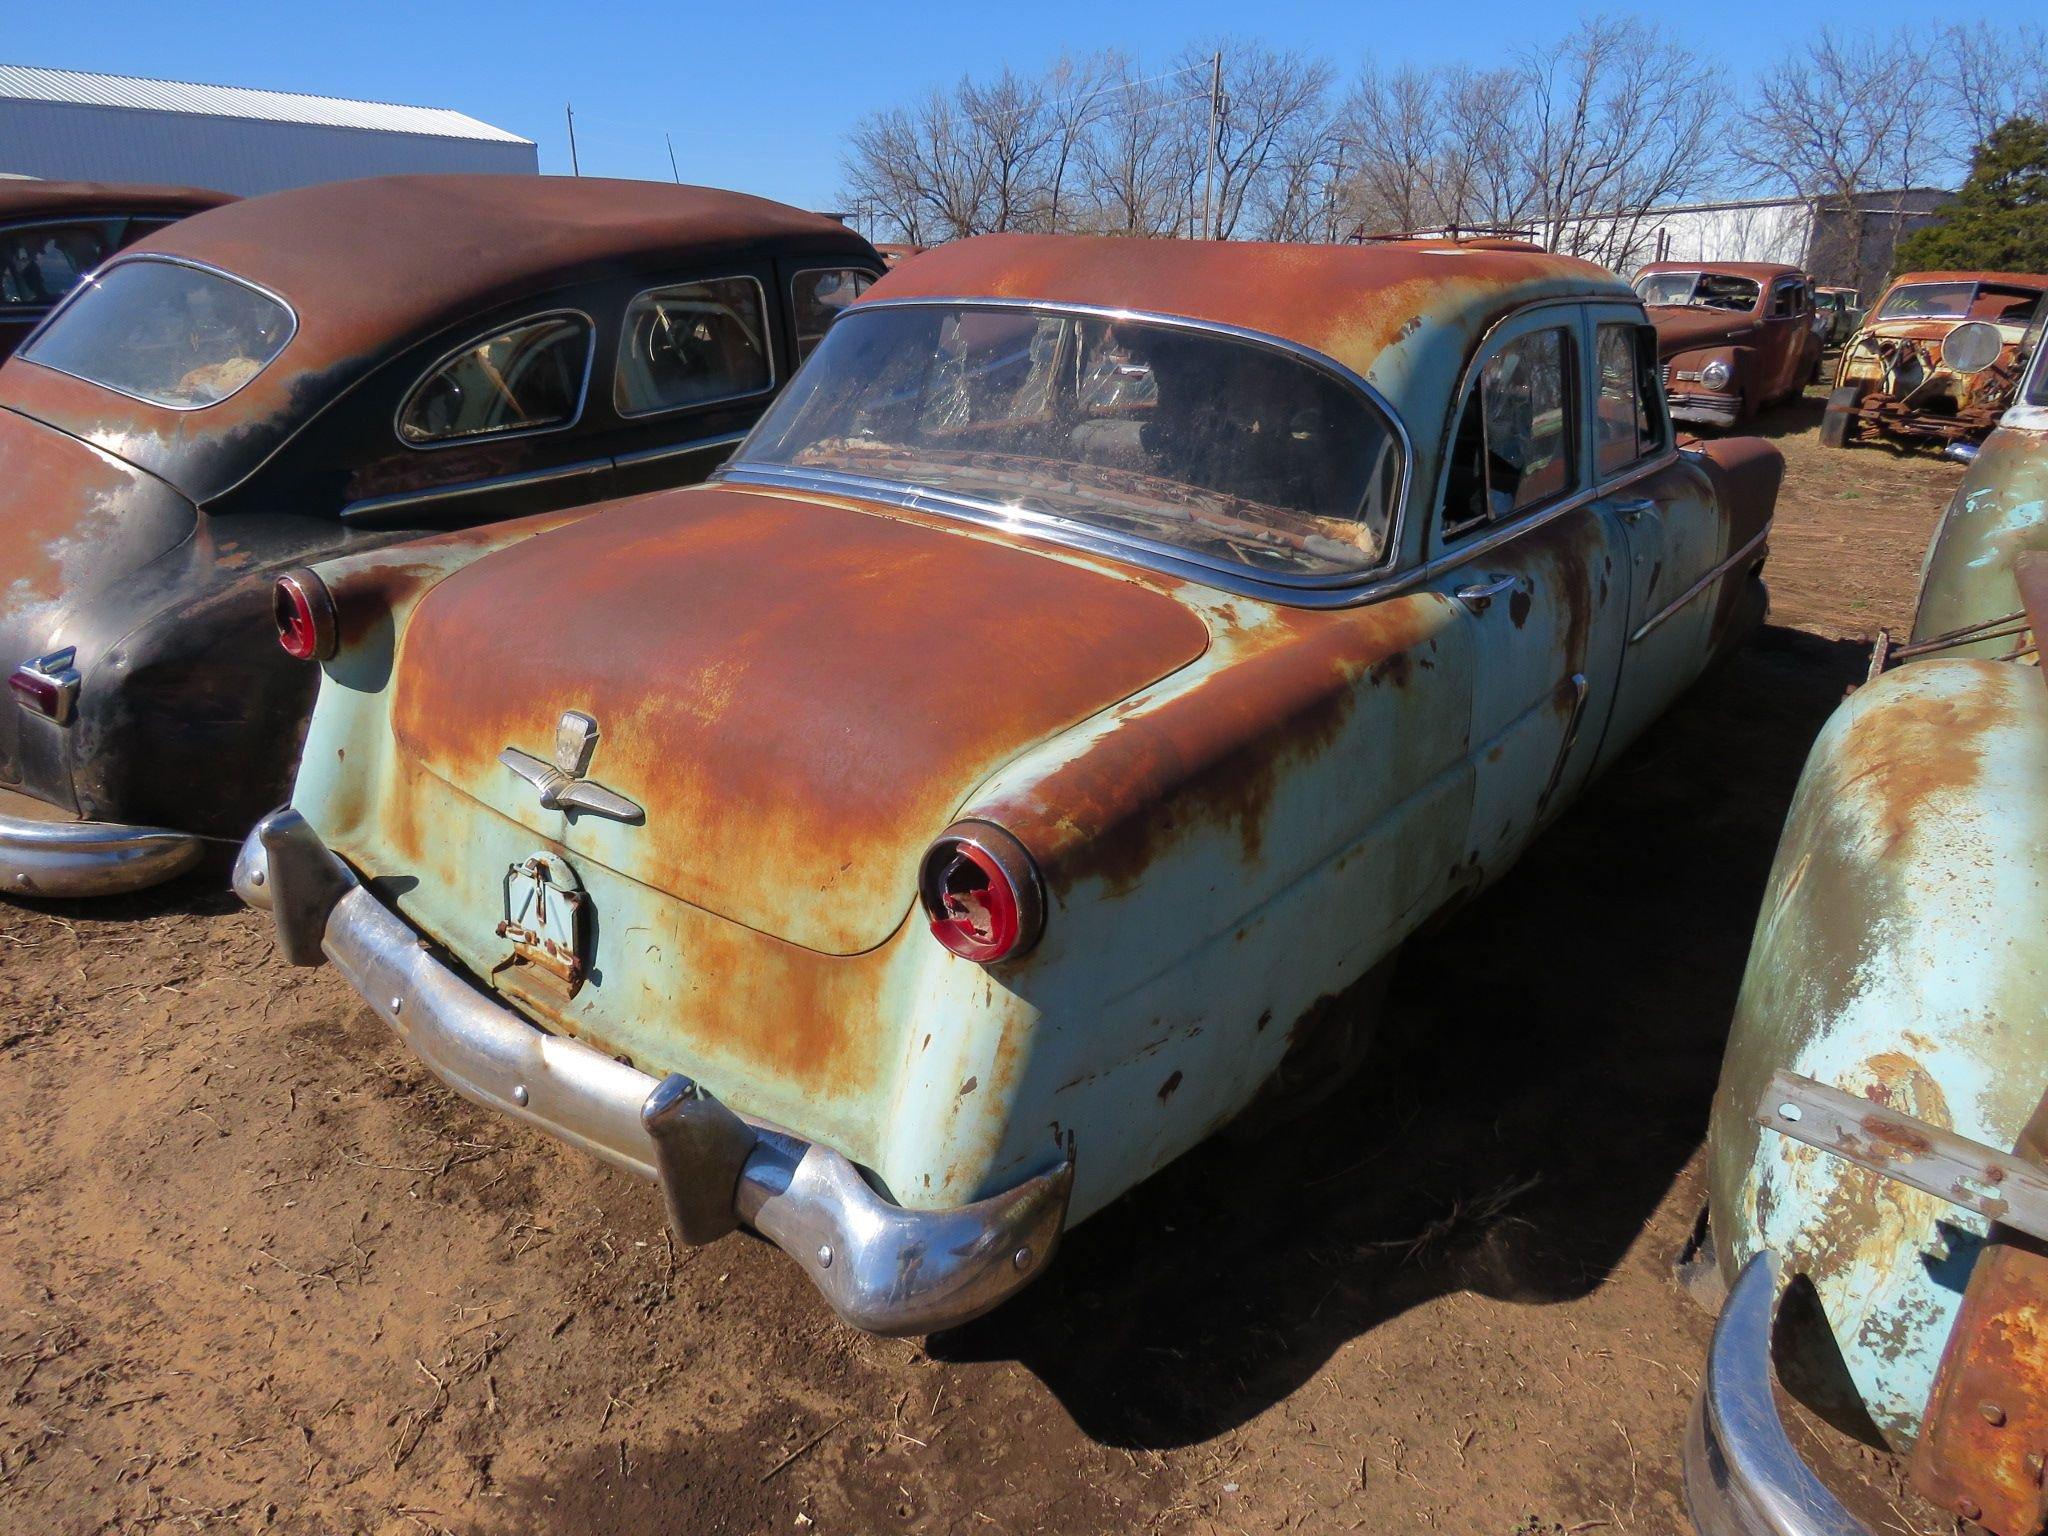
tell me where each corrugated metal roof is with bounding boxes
[0,64,533,145]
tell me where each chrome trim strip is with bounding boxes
[17,253,301,412]
[743,295,1414,587]
[394,307,597,452]
[339,456,612,523]
[0,799,204,898]
[1631,525,1771,644]
[1682,1253,1868,1536]
[613,429,748,471]
[237,810,1074,1335]
[613,274,777,421]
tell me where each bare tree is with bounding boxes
[1519,17,1725,266]
[1944,21,2048,154]
[958,68,1056,231]
[1040,51,1124,231]
[1078,61,1199,236]
[1177,42,1335,239]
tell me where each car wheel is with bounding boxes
[1820,385,1864,449]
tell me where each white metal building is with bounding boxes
[0,65,537,195]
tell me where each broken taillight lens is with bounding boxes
[273,570,337,661]
[917,822,1044,964]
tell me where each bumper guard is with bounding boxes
[235,808,1074,1335]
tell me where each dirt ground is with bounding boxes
[0,392,1972,1536]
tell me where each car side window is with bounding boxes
[1595,322,1668,475]
[1770,281,1802,319]
[0,220,119,309]
[792,268,875,361]
[615,277,772,417]
[1443,326,1577,534]
[398,313,593,447]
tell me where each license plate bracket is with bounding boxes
[494,850,588,997]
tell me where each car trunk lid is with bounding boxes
[386,484,1211,955]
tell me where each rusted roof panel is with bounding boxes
[0,179,233,221]
[863,233,1631,397]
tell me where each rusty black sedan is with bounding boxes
[0,174,882,896]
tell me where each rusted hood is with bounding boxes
[388,485,1211,954]
[1647,305,1757,357]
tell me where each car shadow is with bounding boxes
[1741,390,1828,441]
[931,624,1868,1450]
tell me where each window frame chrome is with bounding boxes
[1439,301,1588,542]
[612,273,776,423]
[1588,309,1672,484]
[393,307,597,453]
[17,252,301,413]
[719,294,1415,600]
[788,265,879,357]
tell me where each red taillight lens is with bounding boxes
[273,570,337,661]
[918,822,1044,964]
[8,669,62,718]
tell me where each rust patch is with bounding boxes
[984,592,1444,898]
[1829,674,2008,854]
[958,1076,978,1097]
[387,485,1209,955]
[1157,1070,1182,1102]
[1507,587,1532,629]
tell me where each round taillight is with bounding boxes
[273,569,337,662]
[918,821,1044,964]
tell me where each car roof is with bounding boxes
[137,174,873,345]
[1886,271,2048,292]
[860,232,1634,410]
[1635,261,1807,282]
[0,178,235,222]
[1,175,877,505]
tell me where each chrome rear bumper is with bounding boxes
[1684,1253,1870,1536]
[236,807,1073,1335]
[0,786,204,897]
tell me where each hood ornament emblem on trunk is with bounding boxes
[499,711,643,824]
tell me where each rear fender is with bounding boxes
[1708,658,2048,1448]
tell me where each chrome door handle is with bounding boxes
[1612,496,1657,524]
[1454,574,1520,613]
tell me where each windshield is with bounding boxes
[1876,281,1976,321]
[1634,271,1760,312]
[733,304,1403,579]
[20,258,293,409]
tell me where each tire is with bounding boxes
[1819,385,1864,449]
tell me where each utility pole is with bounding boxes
[565,103,581,177]
[1201,51,1222,240]
[665,133,680,184]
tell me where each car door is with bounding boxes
[1760,277,1813,400]
[1587,305,1739,768]
[1422,303,1632,876]
[606,263,792,498]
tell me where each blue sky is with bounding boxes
[4,0,1978,211]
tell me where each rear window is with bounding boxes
[20,258,293,409]
[735,303,1404,579]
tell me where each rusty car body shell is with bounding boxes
[0,175,881,894]
[0,179,233,359]
[1701,337,2048,1532]
[1827,270,2048,451]
[268,232,1782,1324]
[1635,261,1823,429]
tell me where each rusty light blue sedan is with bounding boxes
[236,234,1782,1334]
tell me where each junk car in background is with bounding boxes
[1634,262,1824,430]
[0,174,881,898]
[239,233,1782,1335]
[1687,335,2048,1536]
[0,179,233,359]
[1813,285,1863,350]
[1822,269,2047,452]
